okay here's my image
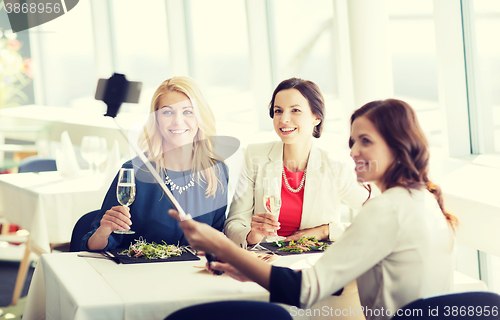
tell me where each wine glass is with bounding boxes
[93,138,108,173]
[114,168,136,234]
[81,136,95,173]
[262,177,284,243]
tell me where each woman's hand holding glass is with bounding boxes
[247,212,281,245]
[247,177,283,247]
[99,205,133,236]
[262,177,283,242]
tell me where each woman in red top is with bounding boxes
[224,78,370,249]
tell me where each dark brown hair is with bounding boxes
[350,99,457,229]
[269,78,324,138]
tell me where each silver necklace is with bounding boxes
[164,168,195,194]
[282,166,307,193]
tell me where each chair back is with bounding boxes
[70,210,100,252]
[392,291,500,319]
[164,300,293,320]
[18,156,57,173]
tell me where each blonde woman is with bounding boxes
[83,77,228,251]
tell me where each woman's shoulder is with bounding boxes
[245,141,281,154]
[362,187,417,213]
[359,191,398,217]
[382,186,423,202]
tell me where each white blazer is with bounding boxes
[300,187,456,320]
[224,141,369,248]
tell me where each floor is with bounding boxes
[0,297,26,320]
[0,242,36,320]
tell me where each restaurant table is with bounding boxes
[0,105,142,158]
[0,171,106,254]
[23,252,364,320]
[0,171,107,304]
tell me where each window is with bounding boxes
[387,0,443,149]
[270,0,341,137]
[488,254,500,293]
[271,0,337,97]
[34,0,95,108]
[0,6,34,108]
[110,0,170,113]
[470,0,500,293]
[187,0,251,130]
[471,0,500,154]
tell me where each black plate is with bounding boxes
[108,248,200,264]
[258,240,333,256]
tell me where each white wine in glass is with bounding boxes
[114,168,136,234]
[263,177,283,243]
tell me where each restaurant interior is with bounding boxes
[0,0,499,319]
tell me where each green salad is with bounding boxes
[272,236,330,253]
[119,238,183,259]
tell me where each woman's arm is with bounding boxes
[171,193,399,310]
[224,146,259,247]
[209,162,229,232]
[286,224,329,241]
[172,210,273,289]
[87,206,131,250]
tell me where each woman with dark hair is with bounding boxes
[224,77,369,248]
[169,98,457,320]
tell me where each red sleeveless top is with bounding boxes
[277,166,305,237]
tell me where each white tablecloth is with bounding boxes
[22,252,365,320]
[0,171,106,253]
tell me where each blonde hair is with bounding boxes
[138,76,224,197]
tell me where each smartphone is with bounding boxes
[95,78,142,103]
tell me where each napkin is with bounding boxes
[100,140,122,190]
[55,131,81,177]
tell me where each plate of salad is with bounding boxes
[108,238,200,264]
[258,236,332,255]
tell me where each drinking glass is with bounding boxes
[93,137,108,173]
[80,136,95,172]
[262,177,284,243]
[114,168,136,234]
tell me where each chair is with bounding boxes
[18,155,57,173]
[392,291,500,320]
[69,210,100,252]
[0,124,47,171]
[164,301,293,320]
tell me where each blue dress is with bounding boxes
[81,158,228,251]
